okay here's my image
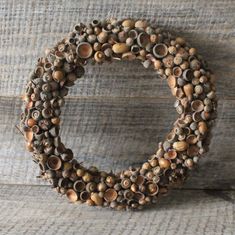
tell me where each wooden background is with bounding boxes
[0,0,234,234]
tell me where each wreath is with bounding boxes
[20,19,217,210]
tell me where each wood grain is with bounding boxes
[0,184,234,235]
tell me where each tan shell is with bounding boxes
[112,43,129,54]
[76,42,93,59]
[122,19,135,28]
[158,158,170,169]
[153,43,168,58]
[173,141,189,152]
[135,20,148,29]
[66,189,78,202]
[94,51,105,63]
[104,189,118,202]
[91,193,103,206]
[198,121,208,134]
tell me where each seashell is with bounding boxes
[185,158,194,168]
[122,19,135,29]
[198,121,208,135]
[187,145,200,157]
[92,19,100,27]
[94,51,105,63]
[122,52,136,60]
[118,31,128,42]
[183,83,193,100]
[76,42,93,59]
[192,112,202,122]
[44,62,52,71]
[183,69,194,81]
[66,189,78,202]
[112,43,129,54]
[207,91,216,99]
[131,44,140,54]
[137,32,150,48]
[128,29,138,39]
[146,182,159,196]
[104,189,118,202]
[34,66,44,78]
[73,180,85,192]
[173,141,188,152]
[175,88,184,99]
[135,20,148,29]
[80,191,90,201]
[173,56,183,65]
[153,43,168,58]
[47,155,62,170]
[167,75,177,89]
[91,192,103,206]
[165,149,177,159]
[186,134,198,144]
[172,66,182,77]
[191,100,204,112]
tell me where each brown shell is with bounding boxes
[66,189,78,202]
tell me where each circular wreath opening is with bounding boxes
[20,18,217,210]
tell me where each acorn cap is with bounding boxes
[76,42,93,59]
[104,188,118,202]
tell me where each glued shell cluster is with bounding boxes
[20,18,217,211]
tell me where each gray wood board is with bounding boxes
[0,184,234,235]
[0,0,235,189]
[0,96,235,189]
[0,0,234,99]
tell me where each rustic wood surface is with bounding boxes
[0,185,234,235]
[0,0,234,234]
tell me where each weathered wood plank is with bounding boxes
[0,0,234,98]
[0,184,234,235]
[0,96,234,189]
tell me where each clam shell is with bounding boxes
[198,121,208,134]
[187,145,200,156]
[173,66,182,77]
[76,42,93,59]
[183,83,193,100]
[104,189,118,202]
[122,52,136,60]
